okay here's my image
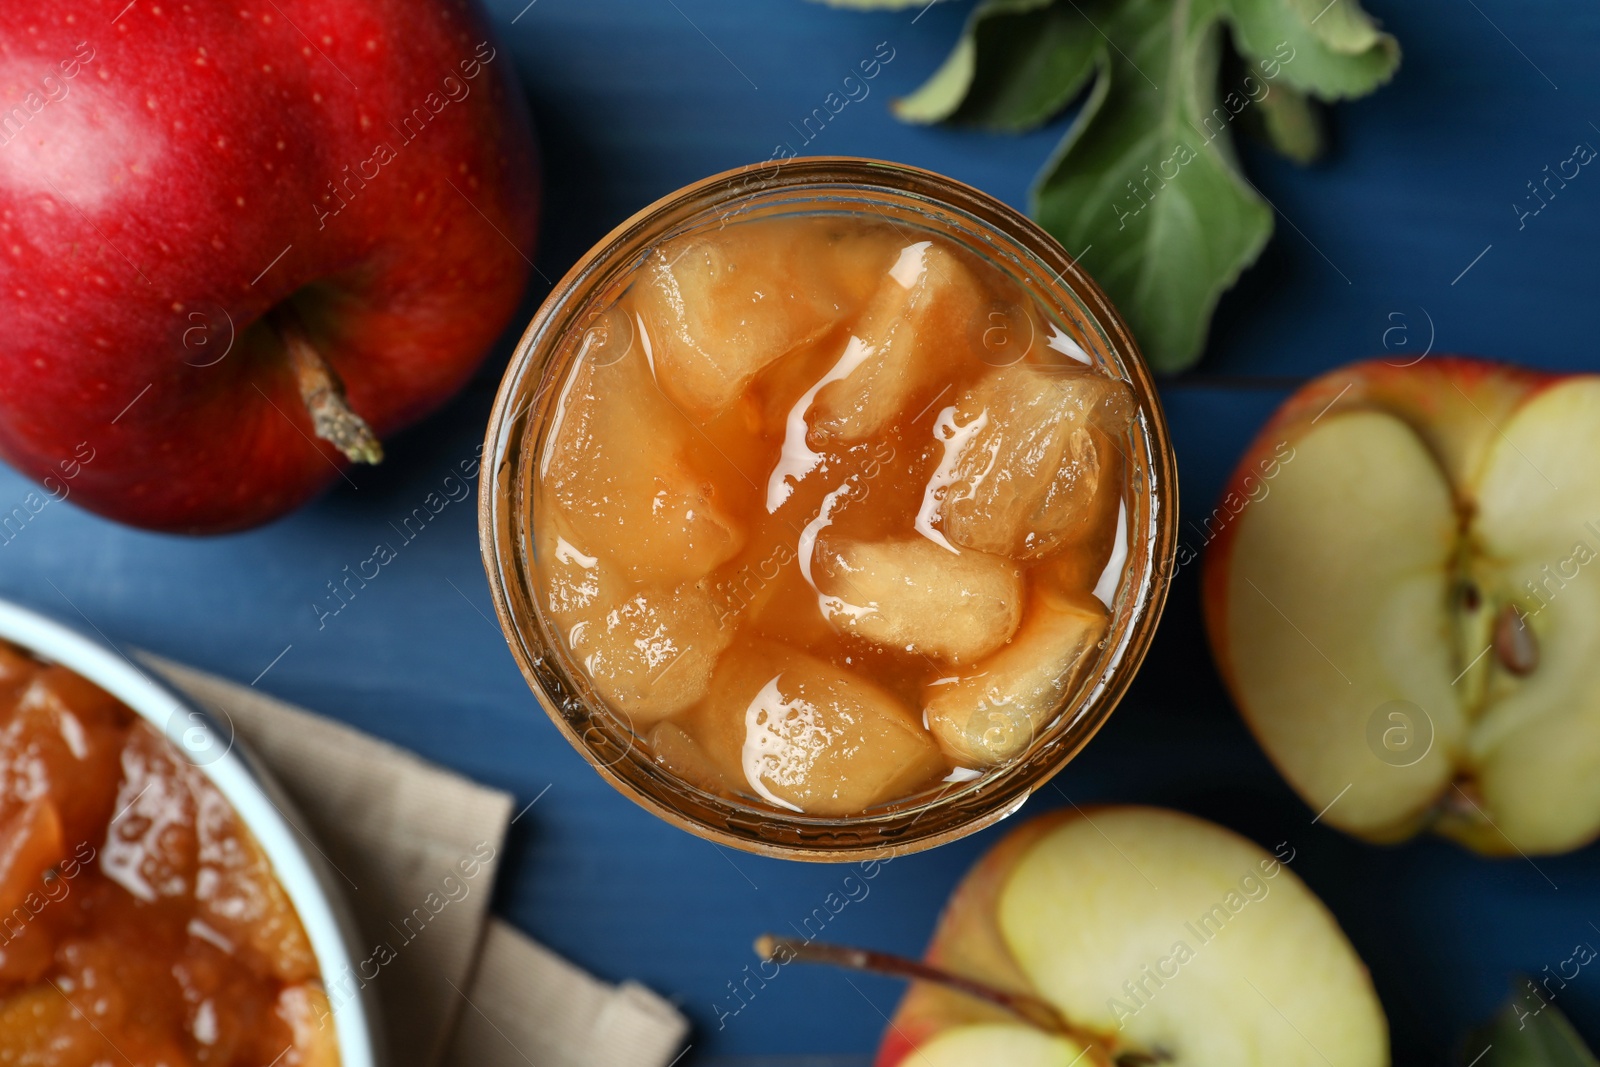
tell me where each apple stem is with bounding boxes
[753,935,1154,1066]
[271,304,384,465]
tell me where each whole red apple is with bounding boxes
[0,0,537,532]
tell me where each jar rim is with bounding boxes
[478,156,1180,861]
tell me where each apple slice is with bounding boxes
[933,364,1135,561]
[1212,408,1463,837]
[277,985,341,1067]
[646,721,732,796]
[807,242,985,445]
[540,308,744,587]
[1449,376,1600,852]
[812,534,1024,663]
[923,590,1107,766]
[1204,357,1600,854]
[691,642,946,815]
[876,807,1387,1067]
[906,1024,1085,1067]
[0,986,114,1063]
[632,218,899,419]
[536,508,732,725]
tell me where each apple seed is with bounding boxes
[1493,602,1538,676]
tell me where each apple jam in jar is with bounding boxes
[0,640,337,1066]
[482,159,1177,859]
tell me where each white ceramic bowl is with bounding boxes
[0,598,382,1067]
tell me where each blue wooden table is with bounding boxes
[6,2,1599,1063]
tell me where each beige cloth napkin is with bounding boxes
[139,654,690,1067]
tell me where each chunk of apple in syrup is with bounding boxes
[692,643,945,816]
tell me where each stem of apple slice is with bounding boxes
[754,935,1163,1066]
[270,304,384,465]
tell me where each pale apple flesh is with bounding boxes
[1205,358,1600,854]
[878,807,1387,1067]
[909,1023,1086,1067]
[1217,409,1463,839]
[1462,379,1600,851]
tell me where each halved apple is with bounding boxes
[1203,357,1600,855]
[878,807,1386,1067]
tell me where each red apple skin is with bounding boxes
[875,812,1075,1067]
[1200,356,1559,842]
[0,0,538,532]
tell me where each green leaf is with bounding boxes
[1032,0,1273,369]
[895,34,978,123]
[1224,0,1399,99]
[833,0,1399,369]
[895,0,1103,130]
[1464,990,1600,1067]
[1250,79,1324,161]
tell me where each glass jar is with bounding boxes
[479,157,1178,861]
